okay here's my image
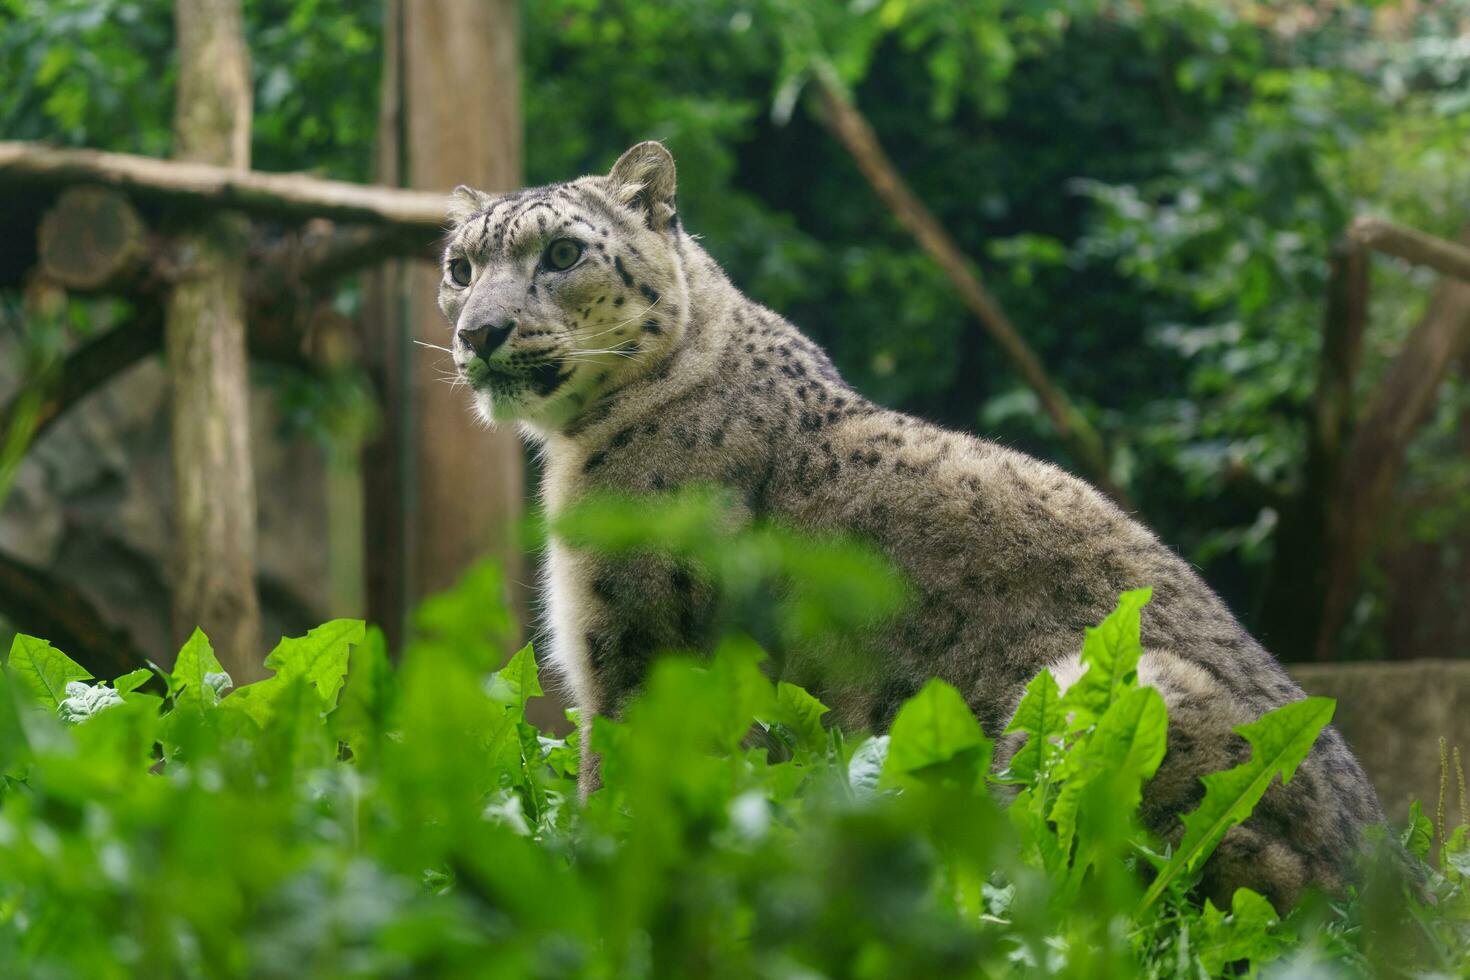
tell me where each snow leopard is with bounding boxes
[437,141,1384,909]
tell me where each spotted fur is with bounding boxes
[439,142,1383,908]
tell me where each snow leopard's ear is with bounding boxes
[447,184,492,225]
[607,141,677,231]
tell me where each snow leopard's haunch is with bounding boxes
[439,141,1383,909]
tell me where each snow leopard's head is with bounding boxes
[438,141,688,431]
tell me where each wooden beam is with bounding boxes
[0,141,450,234]
[1350,216,1470,283]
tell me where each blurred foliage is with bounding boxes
[1,499,1465,977]
[3,0,1470,655]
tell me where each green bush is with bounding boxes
[0,504,1466,977]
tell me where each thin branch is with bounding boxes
[808,66,1130,509]
[1350,216,1470,283]
[0,141,450,235]
[0,547,150,678]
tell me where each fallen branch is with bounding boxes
[0,547,150,679]
[1350,216,1470,283]
[808,66,1130,509]
[0,141,450,236]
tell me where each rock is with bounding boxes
[1289,659,1470,825]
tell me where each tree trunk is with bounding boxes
[1257,241,1367,659]
[361,0,411,649]
[165,0,263,679]
[1316,232,1470,659]
[363,0,525,650]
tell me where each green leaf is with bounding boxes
[220,678,283,729]
[884,678,991,784]
[329,626,394,756]
[1142,696,1335,910]
[1049,685,1168,862]
[264,619,365,705]
[485,643,542,710]
[112,668,153,696]
[1061,587,1152,728]
[6,635,92,712]
[1001,667,1065,785]
[171,629,229,714]
[1402,800,1434,861]
[773,681,830,749]
[1197,888,1288,974]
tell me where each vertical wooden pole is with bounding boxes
[403,0,524,603]
[362,0,411,650]
[364,0,525,648]
[166,0,263,679]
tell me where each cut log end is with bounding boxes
[36,186,146,291]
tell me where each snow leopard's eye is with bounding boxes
[543,238,584,272]
[448,257,472,287]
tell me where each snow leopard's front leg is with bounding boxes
[545,542,716,798]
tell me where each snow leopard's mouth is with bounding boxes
[462,357,572,399]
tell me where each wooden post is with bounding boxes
[165,0,263,679]
[364,0,525,649]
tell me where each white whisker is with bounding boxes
[572,297,663,344]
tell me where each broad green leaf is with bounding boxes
[0,666,31,776]
[705,635,776,749]
[6,635,92,712]
[773,681,829,749]
[485,643,542,709]
[330,626,394,756]
[1061,588,1152,728]
[1402,800,1433,861]
[171,629,228,714]
[264,618,365,705]
[1049,685,1168,861]
[220,677,283,729]
[1198,888,1287,975]
[1142,696,1335,910]
[1001,667,1065,785]
[112,668,153,696]
[884,678,990,782]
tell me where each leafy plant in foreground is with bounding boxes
[0,529,1463,977]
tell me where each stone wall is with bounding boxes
[0,356,333,668]
[1289,659,1470,825]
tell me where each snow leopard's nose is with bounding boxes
[458,319,515,359]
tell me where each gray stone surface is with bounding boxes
[0,355,332,668]
[1289,659,1470,825]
